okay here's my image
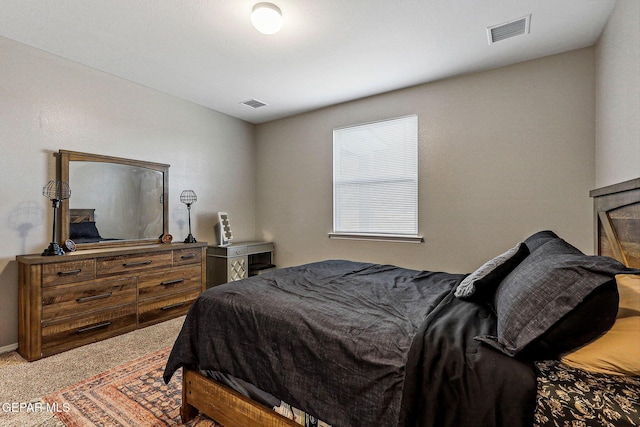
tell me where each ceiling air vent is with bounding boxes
[487,15,530,45]
[241,99,268,109]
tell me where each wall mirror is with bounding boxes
[58,150,169,249]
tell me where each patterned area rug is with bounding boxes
[44,347,219,426]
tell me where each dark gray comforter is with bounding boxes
[163,260,536,427]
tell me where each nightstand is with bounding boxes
[206,241,275,288]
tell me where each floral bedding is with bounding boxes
[535,360,640,427]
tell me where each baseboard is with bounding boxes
[0,342,18,354]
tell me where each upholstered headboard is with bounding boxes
[590,178,640,269]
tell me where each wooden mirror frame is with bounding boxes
[58,150,169,250]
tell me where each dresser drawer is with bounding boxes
[96,252,172,276]
[173,248,202,266]
[41,305,137,356]
[42,259,96,287]
[42,276,137,321]
[138,265,201,301]
[138,290,200,327]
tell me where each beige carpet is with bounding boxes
[0,316,185,427]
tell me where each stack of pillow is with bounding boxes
[455,230,640,376]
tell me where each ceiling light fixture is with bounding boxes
[251,2,283,35]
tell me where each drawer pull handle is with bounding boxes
[180,253,196,260]
[76,322,111,334]
[123,260,152,267]
[76,292,112,303]
[161,302,186,311]
[161,279,185,286]
[58,269,82,276]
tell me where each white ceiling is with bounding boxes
[0,0,617,124]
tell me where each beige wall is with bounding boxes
[0,37,256,349]
[595,0,640,188]
[255,49,596,274]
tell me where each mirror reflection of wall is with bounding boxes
[69,162,163,240]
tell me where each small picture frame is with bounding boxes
[217,212,233,246]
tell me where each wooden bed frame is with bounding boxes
[69,208,95,223]
[179,177,640,426]
[590,177,640,268]
[181,369,298,427]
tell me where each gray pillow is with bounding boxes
[475,237,624,358]
[454,242,529,301]
[523,230,559,253]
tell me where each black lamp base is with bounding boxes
[184,234,197,244]
[42,242,65,256]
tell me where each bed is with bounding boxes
[164,178,640,427]
[69,208,119,243]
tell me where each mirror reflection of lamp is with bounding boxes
[42,180,71,256]
[180,190,197,243]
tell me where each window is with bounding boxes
[331,115,421,242]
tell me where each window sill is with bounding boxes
[328,233,424,243]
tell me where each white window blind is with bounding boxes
[332,115,419,239]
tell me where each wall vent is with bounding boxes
[487,15,530,45]
[241,99,268,109]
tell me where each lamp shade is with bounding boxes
[180,190,197,205]
[251,2,283,35]
[43,180,71,201]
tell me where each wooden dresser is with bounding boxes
[17,242,206,361]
